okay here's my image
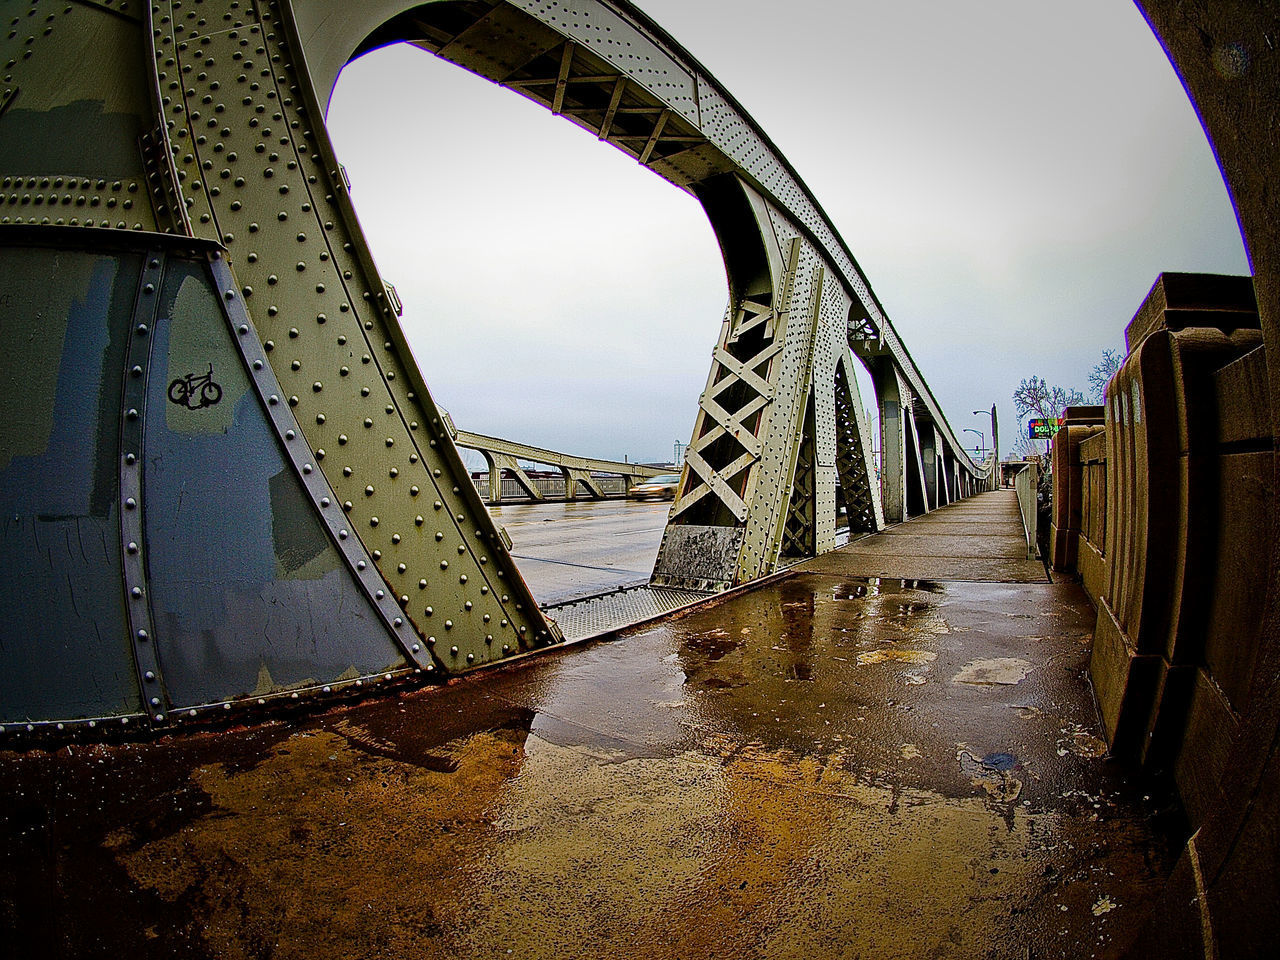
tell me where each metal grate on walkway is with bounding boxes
[544,584,714,642]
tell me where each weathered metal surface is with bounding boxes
[0,245,141,725]
[651,523,745,592]
[0,232,444,732]
[141,257,413,708]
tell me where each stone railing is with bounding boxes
[1051,273,1269,830]
[1048,407,1106,595]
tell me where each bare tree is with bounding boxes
[1012,376,1085,421]
[1012,376,1085,456]
[1088,348,1123,402]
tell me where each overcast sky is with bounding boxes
[325,0,1248,464]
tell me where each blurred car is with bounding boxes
[628,474,681,500]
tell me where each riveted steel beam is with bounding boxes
[750,261,827,579]
[654,229,802,578]
[211,251,442,678]
[657,178,896,586]
[306,0,992,577]
[223,0,990,488]
[0,0,990,735]
[871,360,910,523]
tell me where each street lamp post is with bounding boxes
[973,406,998,490]
[963,428,985,460]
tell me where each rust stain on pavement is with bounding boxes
[2,569,1181,960]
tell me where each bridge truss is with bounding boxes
[0,0,991,734]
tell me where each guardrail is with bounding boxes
[472,476,631,501]
[1012,461,1041,560]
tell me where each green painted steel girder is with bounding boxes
[0,0,990,735]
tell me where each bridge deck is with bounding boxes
[1,490,1179,958]
[802,489,1048,582]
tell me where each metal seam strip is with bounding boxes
[140,0,195,239]
[208,252,441,676]
[141,1,166,120]
[120,250,169,728]
[155,0,220,242]
[266,0,555,656]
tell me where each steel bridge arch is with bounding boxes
[319,0,988,586]
[0,0,989,733]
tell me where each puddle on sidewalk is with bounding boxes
[1,573,1182,960]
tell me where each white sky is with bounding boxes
[326,0,1248,464]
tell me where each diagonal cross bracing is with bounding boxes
[664,241,801,536]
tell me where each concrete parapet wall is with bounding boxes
[1054,275,1267,807]
[1122,5,1280,954]
[1050,413,1104,573]
[1076,430,1109,606]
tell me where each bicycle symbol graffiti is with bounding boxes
[168,363,224,410]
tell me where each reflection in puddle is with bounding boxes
[957,746,1025,803]
[856,649,938,666]
[832,578,946,601]
[448,733,1084,959]
[5,564,1177,960]
[683,628,743,661]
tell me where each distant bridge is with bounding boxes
[450,421,665,503]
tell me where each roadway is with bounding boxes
[489,498,673,605]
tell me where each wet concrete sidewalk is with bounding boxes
[806,489,1048,583]
[0,492,1180,959]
